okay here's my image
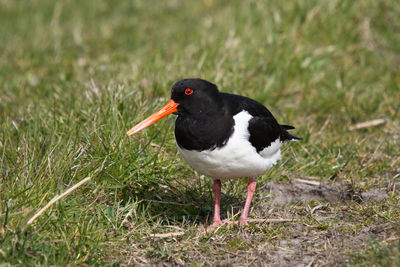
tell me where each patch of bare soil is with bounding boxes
[259,178,357,205]
[246,178,400,266]
[257,178,397,206]
[227,222,397,267]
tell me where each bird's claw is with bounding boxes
[200,218,249,232]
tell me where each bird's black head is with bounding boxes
[171,78,222,116]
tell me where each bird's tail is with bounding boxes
[280,124,301,141]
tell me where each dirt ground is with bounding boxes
[120,174,400,266]
[246,178,399,266]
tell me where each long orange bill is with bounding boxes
[126,99,179,136]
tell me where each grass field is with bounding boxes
[1,0,400,265]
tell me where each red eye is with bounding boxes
[185,88,194,95]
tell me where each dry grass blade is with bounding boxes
[150,232,185,238]
[247,218,297,223]
[349,118,386,131]
[26,177,91,225]
[295,178,321,186]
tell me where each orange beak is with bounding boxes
[126,99,179,136]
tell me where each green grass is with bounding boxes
[1,0,399,265]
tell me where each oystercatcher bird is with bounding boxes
[127,78,300,230]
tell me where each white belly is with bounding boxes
[176,111,282,179]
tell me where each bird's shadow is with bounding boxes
[121,176,247,225]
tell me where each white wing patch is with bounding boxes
[176,111,282,179]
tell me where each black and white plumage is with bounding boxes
[127,78,300,230]
[172,79,299,179]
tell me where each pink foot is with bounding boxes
[224,218,248,226]
[203,219,222,232]
[203,219,232,232]
[238,218,249,225]
[203,218,251,232]
[201,177,256,232]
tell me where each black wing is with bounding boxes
[248,116,281,152]
[222,93,301,152]
[248,117,300,153]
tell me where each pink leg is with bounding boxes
[239,177,257,225]
[210,179,222,226]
